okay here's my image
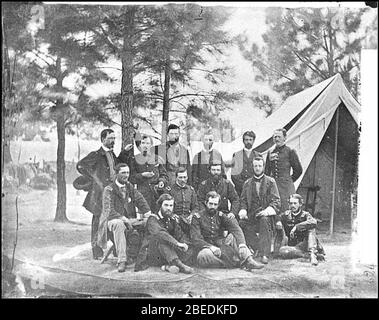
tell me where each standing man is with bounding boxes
[135,194,194,274]
[155,124,192,187]
[190,191,264,270]
[191,131,225,191]
[275,194,325,265]
[197,162,239,218]
[97,163,151,272]
[265,128,302,213]
[169,167,199,236]
[76,128,133,259]
[129,134,168,213]
[239,156,281,265]
[231,131,261,196]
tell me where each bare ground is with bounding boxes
[2,185,377,298]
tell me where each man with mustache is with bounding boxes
[76,129,134,260]
[169,167,199,237]
[191,131,226,191]
[197,161,239,219]
[231,131,262,196]
[135,194,194,274]
[190,191,264,270]
[265,128,303,213]
[275,194,325,265]
[129,134,168,213]
[239,156,281,265]
[154,124,192,187]
[97,163,151,272]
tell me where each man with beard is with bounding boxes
[76,129,134,259]
[97,163,151,272]
[265,129,303,213]
[239,156,281,265]
[191,131,225,191]
[169,167,199,237]
[154,124,192,187]
[129,134,169,213]
[190,191,264,270]
[275,194,325,265]
[197,162,239,218]
[231,131,262,196]
[135,194,194,274]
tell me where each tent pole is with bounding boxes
[329,107,340,236]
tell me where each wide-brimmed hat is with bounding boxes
[73,175,92,191]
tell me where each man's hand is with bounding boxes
[225,212,235,219]
[256,209,268,218]
[209,246,221,257]
[157,181,165,189]
[276,221,283,230]
[141,172,155,178]
[290,226,297,238]
[121,216,132,229]
[238,209,248,220]
[124,143,133,152]
[177,242,188,252]
[238,244,250,260]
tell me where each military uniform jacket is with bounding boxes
[197,178,240,215]
[170,183,199,216]
[190,209,246,250]
[191,149,225,190]
[97,181,150,249]
[240,174,281,222]
[76,147,132,216]
[279,209,317,236]
[231,149,261,195]
[154,142,192,186]
[265,145,302,210]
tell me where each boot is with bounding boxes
[172,259,194,274]
[244,256,264,270]
[92,246,103,260]
[118,261,127,272]
[161,265,180,274]
[310,251,318,266]
[261,256,269,264]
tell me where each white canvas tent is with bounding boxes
[231,73,361,233]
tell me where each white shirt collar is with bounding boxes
[244,147,253,153]
[115,179,125,189]
[102,145,112,152]
[202,145,214,153]
[157,211,164,219]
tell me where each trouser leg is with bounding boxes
[157,243,179,264]
[222,233,253,262]
[197,248,225,268]
[108,219,127,264]
[239,220,259,253]
[258,216,273,257]
[91,215,100,248]
[306,229,317,253]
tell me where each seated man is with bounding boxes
[169,167,199,237]
[275,194,325,266]
[190,191,264,270]
[238,156,281,265]
[97,163,151,272]
[135,194,194,274]
[197,161,239,218]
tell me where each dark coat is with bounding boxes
[76,147,132,216]
[231,149,261,195]
[191,149,225,190]
[154,143,192,187]
[197,178,240,216]
[240,174,281,223]
[129,152,168,212]
[265,145,302,212]
[97,181,150,249]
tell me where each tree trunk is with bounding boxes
[161,59,171,143]
[54,58,68,222]
[120,8,137,150]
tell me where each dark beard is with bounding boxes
[244,143,253,149]
[208,208,217,216]
[142,150,147,156]
[212,174,221,183]
[168,138,179,145]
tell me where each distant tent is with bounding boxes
[249,74,360,230]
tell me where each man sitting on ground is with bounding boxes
[190,191,264,270]
[275,194,325,265]
[135,194,194,274]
